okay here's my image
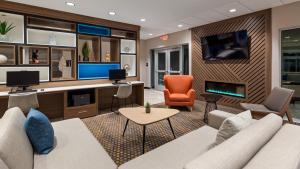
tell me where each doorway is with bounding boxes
[154,47,183,90]
[281,27,300,120]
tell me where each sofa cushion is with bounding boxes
[244,124,300,169]
[25,108,54,154]
[119,126,218,169]
[169,93,190,102]
[0,107,34,169]
[0,158,9,169]
[34,118,117,169]
[215,110,252,145]
[184,114,282,169]
[208,110,235,129]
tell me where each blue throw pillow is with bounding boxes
[24,108,54,154]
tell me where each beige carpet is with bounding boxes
[82,105,206,166]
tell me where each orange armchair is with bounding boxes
[164,75,195,110]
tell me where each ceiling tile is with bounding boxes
[214,2,252,18]
[281,0,300,4]
[239,0,282,10]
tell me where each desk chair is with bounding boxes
[111,83,133,113]
[8,92,39,114]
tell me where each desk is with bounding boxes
[0,81,144,119]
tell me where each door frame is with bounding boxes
[154,46,183,91]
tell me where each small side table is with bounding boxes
[200,93,223,123]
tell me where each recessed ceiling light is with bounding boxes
[66,2,75,6]
[229,8,237,13]
[108,11,116,16]
[149,33,153,36]
[140,18,146,22]
[177,24,183,28]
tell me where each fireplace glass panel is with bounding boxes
[205,81,246,98]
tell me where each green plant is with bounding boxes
[145,102,150,108]
[82,41,90,58]
[0,21,15,35]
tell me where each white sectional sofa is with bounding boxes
[1,107,300,169]
[0,107,117,169]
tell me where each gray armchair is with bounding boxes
[240,87,294,123]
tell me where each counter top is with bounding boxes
[0,81,144,97]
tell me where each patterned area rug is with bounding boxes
[82,106,206,166]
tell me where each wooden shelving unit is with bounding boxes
[64,88,98,119]
[27,16,76,32]
[18,45,49,65]
[0,44,16,65]
[101,37,120,62]
[78,34,100,62]
[51,48,76,81]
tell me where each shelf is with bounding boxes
[121,39,136,54]
[0,12,24,44]
[111,29,137,39]
[27,16,76,32]
[18,46,49,65]
[101,37,120,62]
[27,28,76,47]
[0,66,49,84]
[121,54,136,77]
[51,48,76,81]
[0,44,15,65]
[78,34,100,62]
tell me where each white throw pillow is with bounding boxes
[215,110,252,145]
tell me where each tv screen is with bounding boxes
[201,30,249,60]
[6,71,40,87]
[109,69,126,81]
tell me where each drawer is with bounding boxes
[64,104,97,119]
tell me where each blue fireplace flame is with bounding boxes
[206,89,245,98]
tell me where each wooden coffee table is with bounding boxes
[119,107,179,154]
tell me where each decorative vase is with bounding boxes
[0,54,8,64]
[0,34,9,42]
[145,107,151,114]
[83,55,89,61]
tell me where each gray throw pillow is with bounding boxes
[215,110,252,145]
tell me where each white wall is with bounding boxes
[272,1,300,88]
[140,29,192,87]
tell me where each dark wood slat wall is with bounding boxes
[192,10,272,108]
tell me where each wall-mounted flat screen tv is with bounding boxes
[201,30,249,60]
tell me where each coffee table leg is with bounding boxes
[122,119,129,136]
[167,118,176,139]
[142,125,146,154]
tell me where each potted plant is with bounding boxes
[0,20,15,42]
[82,42,90,61]
[145,102,151,114]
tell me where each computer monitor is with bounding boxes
[109,69,126,84]
[6,71,40,92]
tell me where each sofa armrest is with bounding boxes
[208,110,235,129]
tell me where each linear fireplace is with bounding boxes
[205,81,246,98]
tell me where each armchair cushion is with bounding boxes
[240,103,277,114]
[169,94,190,102]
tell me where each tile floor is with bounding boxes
[144,89,165,105]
